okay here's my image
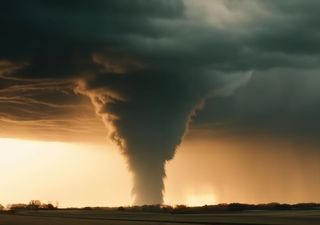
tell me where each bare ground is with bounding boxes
[0,209,319,225]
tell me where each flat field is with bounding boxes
[0,209,319,225]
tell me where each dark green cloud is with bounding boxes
[195,69,320,137]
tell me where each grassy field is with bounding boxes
[0,209,319,225]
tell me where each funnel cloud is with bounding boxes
[76,65,218,204]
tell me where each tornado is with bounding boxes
[76,61,213,205]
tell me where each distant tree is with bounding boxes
[38,203,55,210]
[28,200,41,210]
[227,203,251,211]
[9,203,27,210]
[0,204,4,210]
[175,204,187,209]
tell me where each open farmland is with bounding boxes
[0,209,319,225]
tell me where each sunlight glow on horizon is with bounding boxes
[1,137,319,208]
[186,193,217,207]
[0,138,132,208]
[0,138,220,208]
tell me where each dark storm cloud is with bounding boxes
[0,0,184,78]
[1,0,320,204]
[1,0,319,75]
[194,69,320,137]
[0,0,185,142]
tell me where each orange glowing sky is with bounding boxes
[1,136,319,208]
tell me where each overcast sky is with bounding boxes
[1,0,320,143]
